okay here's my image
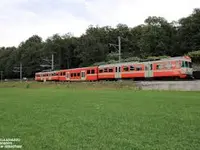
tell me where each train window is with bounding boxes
[74,73,76,77]
[91,70,95,74]
[109,68,113,72]
[185,61,189,68]
[181,61,186,67]
[189,62,192,68]
[81,72,85,78]
[71,73,74,77]
[165,62,171,69]
[156,65,160,70]
[145,65,148,70]
[99,69,103,73]
[130,66,135,71]
[87,70,90,74]
[115,67,121,72]
[136,66,142,71]
[123,66,129,72]
[104,68,108,72]
[181,61,190,68]
[156,64,164,70]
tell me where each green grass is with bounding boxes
[0,82,200,149]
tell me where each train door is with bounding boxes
[145,63,153,78]
[81,71,86,80]
[66,72,70,80]
[115,66,121,79]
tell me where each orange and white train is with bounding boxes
[35,56,194,82]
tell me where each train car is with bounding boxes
[152,56,193,79]
[35,72,49,82]
[49,71,60,81]
[35,72,43,81]
[97,56,193,80]
[59,66,98,82]
[35,71,60,82]
[98,62,146,80]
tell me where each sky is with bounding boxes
[0,0,200,47]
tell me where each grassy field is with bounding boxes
[0,82,200,149]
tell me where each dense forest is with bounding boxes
[0,8,200,79]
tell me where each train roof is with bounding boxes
[59,66,98,72]
[98,56,191,68]
[35,70,60,74]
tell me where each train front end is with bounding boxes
[179,56,194,79]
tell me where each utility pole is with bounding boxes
[20,62,22,82]
[13,62,23,82]
[118,36,121,63]
[0,71,3,82]
[51,53,54,71]
[109,36,122,63]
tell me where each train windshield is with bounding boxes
[181,61,192,68]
